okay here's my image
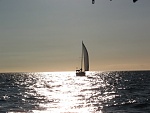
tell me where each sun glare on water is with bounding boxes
[29,72,94,113]
[7,71,119,113]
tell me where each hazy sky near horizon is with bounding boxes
[0,0,150,72]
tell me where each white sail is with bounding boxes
[82,42,89,71]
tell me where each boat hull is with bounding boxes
[76,72,85,76]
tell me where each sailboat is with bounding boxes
[76,41,89,76]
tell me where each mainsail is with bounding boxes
[76,41,89,76]
[82,42,89,71]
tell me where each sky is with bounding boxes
[0,0,150,72]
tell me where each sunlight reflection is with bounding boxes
[30,72,93,113]
[24,71,121,113]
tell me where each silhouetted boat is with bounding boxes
[76,41,89,76]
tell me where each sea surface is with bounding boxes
[0,71,150,113]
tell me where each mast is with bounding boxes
[81,41,83,71]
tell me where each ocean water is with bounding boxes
[0,71,150,113]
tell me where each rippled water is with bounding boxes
[0,71,150,113]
